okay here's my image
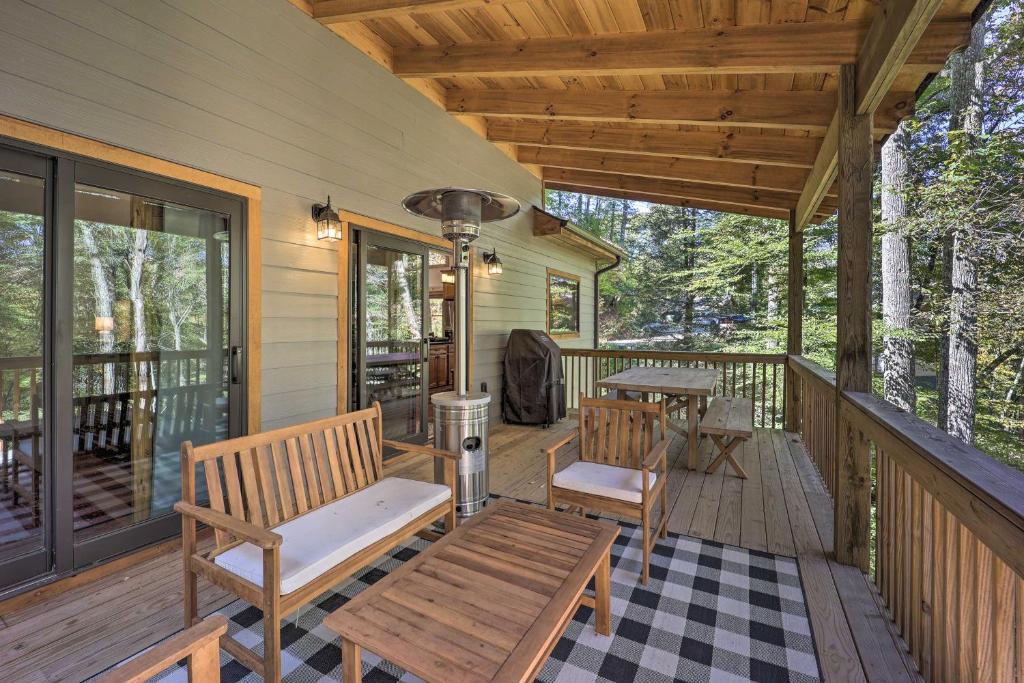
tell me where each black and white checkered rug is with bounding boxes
[144,512,820,683]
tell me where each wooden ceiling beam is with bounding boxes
[312,0,505,23]
[544,183,830,223]
[794,0,951,228]
[518,146,809,193]
[449,88,914,132]
[395,19,969,78]
[541,168,840,213]
[488,120,821,168]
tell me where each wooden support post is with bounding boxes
[785,210,804,433]
[834,64,874,572]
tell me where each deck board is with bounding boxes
[0,422,917,682]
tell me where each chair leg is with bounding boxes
[641,503,650,585]
[263,552,282,683]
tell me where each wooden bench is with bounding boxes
[700,397,752,479]
[95,615,227,683]
[175,402,459,682]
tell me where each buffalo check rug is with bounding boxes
[129,510,821,683]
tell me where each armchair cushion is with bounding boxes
[214,477,450,594]
[552,461,657,504]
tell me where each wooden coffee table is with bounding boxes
[324,500,618,682]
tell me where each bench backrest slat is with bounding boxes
[184,403,385,551]
[579,394,665,469]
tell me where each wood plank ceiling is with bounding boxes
[295,0,980,227]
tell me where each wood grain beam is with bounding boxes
[489,120,821,168]
[395,20,968,78]
[519,146,809,192]
[794,0,950,228]
[312,0,504,23]
[542,168,840,213]
[449,88,913,132]
[544,183,829,223]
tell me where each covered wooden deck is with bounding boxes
[0,419,916,682]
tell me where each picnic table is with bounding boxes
[596,366,717,470]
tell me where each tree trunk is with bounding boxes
[880,121,916,412]
[129,230,149,390]
[80,224,116,393]
[619,200,629,244]
[942,14,988,444]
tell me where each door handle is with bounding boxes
[421,338,430,363]
[230,346,242,384]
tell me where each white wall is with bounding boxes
[0,0,597,429]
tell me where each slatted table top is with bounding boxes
[597,366,718,396]
[324,501,618,683]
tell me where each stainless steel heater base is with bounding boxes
[432,391,490,517]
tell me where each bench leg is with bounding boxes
[705,435,748,479]
[263,551,282,683]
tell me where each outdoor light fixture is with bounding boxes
[95,316,114,335]
[441,269,456,284]
[483,248,503,275]
[312,195,343,241]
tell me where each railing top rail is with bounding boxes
[842,389,1024,575]
[561,348,787,364]
[0,349,215,371]
[787,354,837,386]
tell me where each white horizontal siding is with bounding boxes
[0,0,600,430]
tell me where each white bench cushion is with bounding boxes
[214,477,450,595]
[552,461,656,504]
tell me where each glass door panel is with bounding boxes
[71,183,232,544]
[0,159,47,576]
[359,236,429,443]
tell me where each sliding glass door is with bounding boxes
[0,143,247,592]
[352,230,430,445]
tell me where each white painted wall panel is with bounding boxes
[0,0,601,429]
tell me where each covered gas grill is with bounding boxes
[502,329,566,427]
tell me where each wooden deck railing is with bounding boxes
[788,355,838,496]
[788,355,1024,681]
[0,350,218,424]
[560,349,787,429]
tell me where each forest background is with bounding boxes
[546,0,1024,472]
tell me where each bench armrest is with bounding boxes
[381,439,460,461]
[174,502,282,549]
[541,427,578,455]
[642,439,669,472]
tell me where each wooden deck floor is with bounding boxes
[0,421,919,682]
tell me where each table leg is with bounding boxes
[595,548,611,636]
[687,394,699,470]
[342,638,362,683]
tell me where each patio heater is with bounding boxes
[402,187,520,516]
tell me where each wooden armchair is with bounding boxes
[544,394,669,584]
[95,615,227,683]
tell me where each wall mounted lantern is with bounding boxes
[483,248,503,275]
[441,269,456,284]
[312,195,343,241]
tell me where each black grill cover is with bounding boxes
[502,329,566,426]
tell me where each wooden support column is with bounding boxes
[784,210,803,433]
[834,64,874,572]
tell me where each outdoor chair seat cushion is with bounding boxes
[552,461,657,504]
[214,477,451,594]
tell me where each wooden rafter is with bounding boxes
[795,0,953,228]
[394,20,968,78]
[518,146,809,192]
[544,183,829,223]
[488,120,821,168]
[449,89,914,132]
[541,168,842,214]
[312,0,504,23]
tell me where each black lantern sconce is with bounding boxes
[312,195,343,241]
[483,248,503,275]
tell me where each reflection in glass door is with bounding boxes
[0,149,49,587]
[355,232,429,444]
[69,166,243,565]
[0,142,247,592]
